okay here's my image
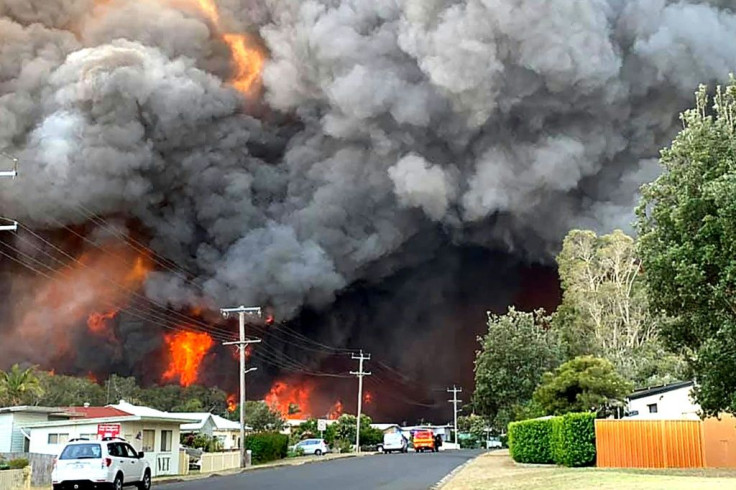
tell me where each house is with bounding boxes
[627,381,700,420]
[0,406,72,453]
[22,400,191,477]
[371,423,403,434]
[177,412,246,450]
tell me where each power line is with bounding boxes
[448,386,463,445]
[351,350,371,452]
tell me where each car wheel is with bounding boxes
[112,473,124,490]
[137,470,151,490]
[315,449,322,456]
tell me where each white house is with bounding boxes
[0,406,72,453]
[22,401,191,477]
[627,381,700,420]
[177,413,245,450]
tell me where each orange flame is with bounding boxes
[11,244,152,361]
[87,372,98,384]
[87,309,119,334]
[227,393,237,413]
[162,331,214,386]
[48,369,56,377]
[265,380,314,420]
[328,400,343,420]
[364,391,373,405]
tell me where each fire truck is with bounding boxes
[412,429,436,452]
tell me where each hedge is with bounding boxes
[244,432,289,464]
[508,418,553,464]
[509,413,596,467]
[551,413,596,467]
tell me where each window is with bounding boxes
[161,430,173,452]
[80,434,97,441]
[60,444,101,460]
[107,443,124,457]
[122,444,139,458]
[648,403,658,414]
[48,433,69,445]
[142,430,155,452]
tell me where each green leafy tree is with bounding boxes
[333,414,377,447]
[457,414,487,448]
[637,79,736,416]
[36,373,105,407]
[244,401,285,432]
[553,229,684,384]
[533,356,632,416]
[473,307,563,429]
[0,365,44,406]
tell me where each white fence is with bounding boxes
[0,468,31,490]
[200,451,240,473]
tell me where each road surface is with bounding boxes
[160,450,483,490]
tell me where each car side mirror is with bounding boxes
[138,452,145,459]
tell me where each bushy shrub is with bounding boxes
[510,413,596,467]
[508,418,553,464]
[550,413,596,467]
[8,458,29,470]
[244,432,289,464]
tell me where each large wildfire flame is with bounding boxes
[191,0,264,95]
[265,379,345,421]
[11,244,152,361]
[162,331,214,386]
[227,393,237,413]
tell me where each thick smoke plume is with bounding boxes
[2,0,736,414]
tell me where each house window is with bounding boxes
[142,430,155,452]
[160,430,173,452]
[48,433,69,445]
[648,403,658,414]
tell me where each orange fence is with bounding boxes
[595,416,736,469]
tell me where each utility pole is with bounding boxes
[447,386,462,445]
[0,152,17,232]
[350,350,371,453]
[221,306,262,468]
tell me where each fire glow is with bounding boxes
[11,244,152,361]
[162,331,214,386]
[227,394,237,413]
[190,0,264,95]
[265,379,346,421]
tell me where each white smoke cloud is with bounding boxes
[389,154,456,221]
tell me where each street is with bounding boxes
[159,450,483,490]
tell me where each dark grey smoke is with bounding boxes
[2,0,736,400]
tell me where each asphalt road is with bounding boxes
[160,450,483,490]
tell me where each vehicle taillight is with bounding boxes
[102,458,112,468]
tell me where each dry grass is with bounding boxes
[442,450,736,490]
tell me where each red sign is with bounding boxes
[97,424,121,439]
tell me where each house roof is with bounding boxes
[371,423,401,431]
[176,412,246,431]
[629,381,695,401]
[0,406,72,415]
[108,401,192,423]
[65,407,132,419]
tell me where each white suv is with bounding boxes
[52,438,151,490]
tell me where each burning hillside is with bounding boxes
[3,0,736,419]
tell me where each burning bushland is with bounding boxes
[3,0,736,419]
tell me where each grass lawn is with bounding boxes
[443,450,736,490]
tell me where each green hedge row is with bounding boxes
[508,412,596,467]
[244,432,289,464]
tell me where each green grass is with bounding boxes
[443,451,736,490]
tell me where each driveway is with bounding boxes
[159,450,483,490]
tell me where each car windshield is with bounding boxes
[60,444,102,460]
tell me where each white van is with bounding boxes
[381,432,408,453]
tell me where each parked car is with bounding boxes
[292,438,330,456]
[52,437,151,490]
[381,432,409,454]
[412,430,436,452]
[486,436,503,449]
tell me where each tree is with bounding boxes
[0,364,44,406]
[457,414,487,448]
[244,401,285,432]
[637,79,736,416]
[533,356,632,417]
[36,373,105,407]
[332,413,378,447]
[553,229,683,384]
[473,307,563,429]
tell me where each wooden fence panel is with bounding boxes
[595,420,704,469]
[703,415,736,468]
